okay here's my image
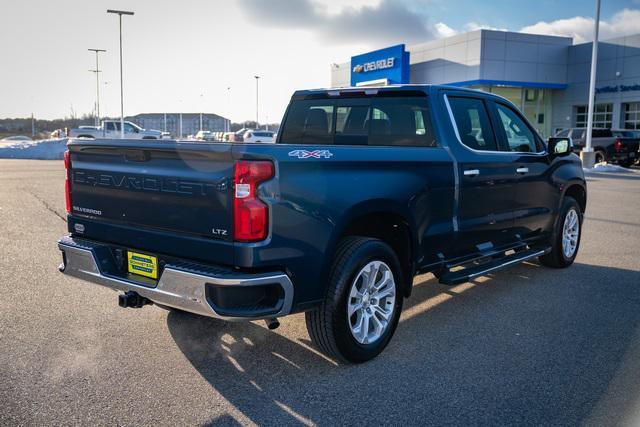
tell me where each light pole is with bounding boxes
[88,49,106,126]
[199,93,204,132]
[582,0,601,169]
[107,9,134,139]
[254,75,260,129]
[226,86,231,132]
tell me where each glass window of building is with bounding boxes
[624,102,640,130]
[575,104,613,128]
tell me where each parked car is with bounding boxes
[58,85,586,363]
[194,130,215,141]
[243,129,275,143]
[231,128,250,142]
[68,120,162,140]
[554,127,639,167]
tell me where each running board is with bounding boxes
[438,247,550,286]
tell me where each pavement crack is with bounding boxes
[28,191,67,223]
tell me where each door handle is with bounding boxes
[516,167,529,174]
[463,169,480,177]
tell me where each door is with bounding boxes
[446,94,519,256]
[124,122,140,138]
[490,101,556,240]
[104,121,118,138]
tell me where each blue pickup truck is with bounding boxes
[58,85,586,363]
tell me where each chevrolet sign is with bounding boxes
[350,44,409,86]
[353,57,395,73]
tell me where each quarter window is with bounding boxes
[448,97,497,151]
[495,103,539,153]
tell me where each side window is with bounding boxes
[556,129,570,137]
[105,122,115,131]
[495,103,538,153]
[124,123,137,133]
[368,97,436,147]
[279,100,334,145]
[448,96,497,151]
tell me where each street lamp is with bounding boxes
[226,86,231,132]
[582,0,601,169]
[88,49,106,126]
[254,75,260,129]
[107,9,134,139]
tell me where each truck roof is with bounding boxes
[292,84,484,99]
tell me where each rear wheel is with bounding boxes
[595,150,606,164]
[305,237,403,363]
[539,197,582,268]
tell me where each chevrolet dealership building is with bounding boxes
[330,30,640,137]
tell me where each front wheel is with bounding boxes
[305,237,403,363]
[539,197,582,268]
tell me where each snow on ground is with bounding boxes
[584,163,640,173]
[0,138,68,160]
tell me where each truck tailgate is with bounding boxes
[68,140,234,242]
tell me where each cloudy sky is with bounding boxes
[1,0,639,123]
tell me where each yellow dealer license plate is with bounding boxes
[127,251,158,279]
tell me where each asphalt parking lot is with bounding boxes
[1,159,640,426]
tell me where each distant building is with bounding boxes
[332,30,640,136]
[127,113,230,137]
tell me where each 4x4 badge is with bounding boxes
[288,149,333,159]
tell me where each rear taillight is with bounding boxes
[64,150,71,213]
[615,139,623,152]
[233,160,274,242]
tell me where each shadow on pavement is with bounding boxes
[168,262,640,425]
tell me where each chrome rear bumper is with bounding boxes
[57,236,293,321]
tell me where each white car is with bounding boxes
[69,120,162,140]
[194,130,215,141]
[243,130,275,143]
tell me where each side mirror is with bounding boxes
[547,137,572,158]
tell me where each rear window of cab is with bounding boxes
[278,96,437,147]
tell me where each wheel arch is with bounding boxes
[327,201,418,298]
[562,181,587,214]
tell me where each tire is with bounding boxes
[595,150,606,164]
[539,197,582,268]
[305,236,404,363]
[618,159,633,168]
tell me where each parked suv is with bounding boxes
[58,85,586,363]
